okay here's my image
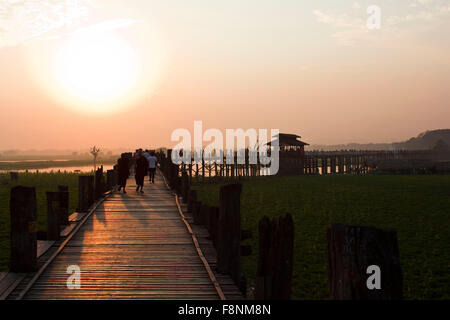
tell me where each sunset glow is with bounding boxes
[0,0,449,149]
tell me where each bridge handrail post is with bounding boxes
[10,186,38,272]
[327,223,402,300]
[57,185,69,226]
[46,192,61,241]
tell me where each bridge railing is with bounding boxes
[8,167,118,272]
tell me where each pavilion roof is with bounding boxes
[266,133,309,147]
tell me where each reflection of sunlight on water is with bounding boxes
[0,165,114,173]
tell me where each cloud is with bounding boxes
[417,0,433,4]
[313,9,369,46]
[0,0,91,47]
[0,0,138,48]
[313,1,450,47]
[352,2,361,10]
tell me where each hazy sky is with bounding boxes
[0,0,449,150]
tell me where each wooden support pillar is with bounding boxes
[10,172,19,181]
[94,166,105,200]
[255,214,294,300]
[106,169,114,190]
[217,183,243,291]
[345,156,351,174]
[113,165,118,186]
[208,206,220,249]
[322,157,327,175]
[314,157,319,174]
[339,156,344,174]
[192,200,201,225]
[10,186,37,272]
[181,171,189,203]
[327,223,403,300]
[46,192,61,241]
[305,156,310,174]
[57,185,69,226]
[202,158,205,180]
[199,204,209,226]
[187,190,197,213]
[78,175,94,212]
[331,157,337,174]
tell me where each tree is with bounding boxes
[90,146,100,172]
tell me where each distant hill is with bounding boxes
[307,129,450,151]
[393,129,450,151]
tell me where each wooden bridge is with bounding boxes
[2,172,242,300]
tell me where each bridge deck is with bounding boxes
[20,173,221,300]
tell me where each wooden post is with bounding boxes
[255,214,294,300]
[208,206,220,249]
[346,156,352,174]
[199,204,209,226]
[187,190,197,213]
[57,185,69,226]
[175,175,182,195]
[181,171,189,203]
[106,169,114,191]
[10,186,38,272]
[113,165,118,187]
[202,158,205,181]
[217,183,242,290]
[331,157,337,174]
[196,163,199,179]
[327,223,402,300]
[322,157,327,175]
[10,172,19,181]
[46,192,61,241]
[339,156,344,174]
[95,166,105,200]
[192,201,201,225]
[78,175,94,212]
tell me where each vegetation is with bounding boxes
[192,174,450,300]
[0,172,80,272]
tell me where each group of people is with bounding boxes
[117,149,158,194]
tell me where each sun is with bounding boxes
[52,34,140,114]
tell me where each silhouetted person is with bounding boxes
[117,154,130,193]
[135,150,148,193]
[144,150,158,183]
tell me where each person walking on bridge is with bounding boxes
[117,153,130,193]
[144,150,158,183]
[135,149,148,193]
